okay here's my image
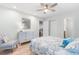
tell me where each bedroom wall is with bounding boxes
[50,18,64,38]
[50,14,74,39]
[19,15,39,38]
[43,11,79,39]
[0,7,39,40]
[43,17,64,38]
[0,7,21,40]
[73,12,79,39]
[51,11,79,39]
[0,6,78,40]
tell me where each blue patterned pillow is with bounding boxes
[60,38,72,48]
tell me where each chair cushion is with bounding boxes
[0,40,17,50]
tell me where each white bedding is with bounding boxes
[30,36,63,55]
[30,37,79,55]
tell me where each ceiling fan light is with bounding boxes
[44,6,47,9]
[44,9,48,13]
[38,3,58,14]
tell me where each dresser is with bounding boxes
[17,31,35,44]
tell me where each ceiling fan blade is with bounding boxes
[37,9,44,11]
[45,4,49,8]
[50,3,58,8]
[40,3,45,6]
[50,9,56,12]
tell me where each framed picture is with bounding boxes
[21,18,31,30]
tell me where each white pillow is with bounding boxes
[3,36,10,42]
[0,33,10,43]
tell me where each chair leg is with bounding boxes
[11,48,15,52]
[16,44,18,48]
[16,43,21,48]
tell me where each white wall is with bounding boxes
[28,16,39,37]
[19,15,40,37]
[0,5,79,40]
[43,17,64,38]
[42,11,79,39]
[50,11,79,39]
[73,12,79,39]
[0,7,21,40]
[0,7,39,40]
[50,19,64,38]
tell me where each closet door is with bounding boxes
[66,18,74,38]
[50,21,58,37]
[43,20,49,36]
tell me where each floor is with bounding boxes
[0,43,32,55]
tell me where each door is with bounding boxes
[50,20,58,37]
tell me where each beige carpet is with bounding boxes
[0,43,32,55]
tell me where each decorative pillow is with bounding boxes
[60,38,72,48]
[3,36,9,43]
[0,37,5,45]
[65,39,79,54]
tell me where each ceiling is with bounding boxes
[0,3,79,18]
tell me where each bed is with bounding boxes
[30,36,79,55]
[30,36,63,55]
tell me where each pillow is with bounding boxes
[0,37,5,45]
[0,33,9,43]
[65,39,79,54]
[3,36,9,43]
[60,38,72,48]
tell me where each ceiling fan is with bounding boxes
[37,3,58,14]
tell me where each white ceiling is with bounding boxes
[0,3,79,18]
